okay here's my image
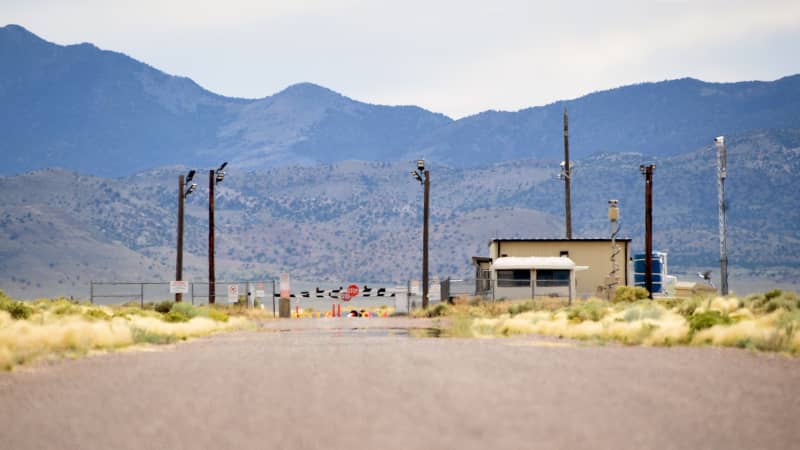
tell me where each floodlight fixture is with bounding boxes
[186,169,196,183]
[411,171,423,184]
[218,162,228,172]
[417,159,425,171]
[714,136,724,145]
[184,182,197,197]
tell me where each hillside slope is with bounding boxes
[1,129,797,298]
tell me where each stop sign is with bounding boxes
[347,284,359,297]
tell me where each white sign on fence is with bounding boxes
[169,280,189,294]
[280,273,290,298]
[227,284,239,303]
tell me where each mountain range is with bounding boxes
[2,23,800,175]
[1,24,799,299]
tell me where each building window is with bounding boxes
[497,270,531,287]
[536,269,570,287]
[560,250,569,257]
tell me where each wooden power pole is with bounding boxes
[208,169,216,304]
[422,168,430,309]
[176,175,185,302]
[640,164,655,299]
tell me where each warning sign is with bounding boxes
[170,280,189,294]
[227,284,239,303]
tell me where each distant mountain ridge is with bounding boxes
[1,128,798,298]
[2,24,800,175]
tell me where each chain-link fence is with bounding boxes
[91,276,572,310]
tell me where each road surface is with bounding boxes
[1,318,799,449]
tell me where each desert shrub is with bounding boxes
[743,290,799,313]
[508,300,536,316]
[154,300,173,314]
[131,328,178,345]
[0,298,33,320]
[205,308,229,322]
[674,297,704,317]
[170,302,200,319]
[50,300,82,316]
[613,286,650,303]
[567,300,607,322]
[83,308,111,321]
[688,310,731,332]
[622,302,664,322]
[424,303,450,318]
[163,310,190,323]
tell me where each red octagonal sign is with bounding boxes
[347,284,360,298]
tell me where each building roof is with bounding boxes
[471,256,492,263]
[493,256,576,270]
[491,237,632,243]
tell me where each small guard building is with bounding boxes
[473,238,632,299]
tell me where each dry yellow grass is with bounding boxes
[441,291,800,354]
[0,307,252,371]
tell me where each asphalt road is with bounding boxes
[2,318,799,450]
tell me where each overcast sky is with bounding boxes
[3,0,800,118]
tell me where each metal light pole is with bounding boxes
[563,107,572,239]
[640,164,655,299]
[411,160,430,309]
[715,136,729,295]
[208,162,227,304]
[607,199,620,301]
[175,170,196,302]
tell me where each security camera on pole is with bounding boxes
[175,169,196,302]
[714,136,729,296]
[208,162,227,304]
[411,159,430,309]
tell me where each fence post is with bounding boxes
[272,280,276,318]
[90,281,94,304]
[140,283,144,309]
[191,283,194,305]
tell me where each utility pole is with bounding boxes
[715,136,729,295]
[208,169,215,304]
[607,199,620,301]
[176,174,185,302]
[175,170,195,302]
[207,162,227,305]
[640,164,655,299]
[422,167,430,309]
[563,107,572,239]
[411,160,430,309]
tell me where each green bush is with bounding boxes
[154,300,173,314]
[567,300,606,322]
[742,290,800,313]
[170,302,200,319]
[206,308,229,322]
[508,300,536,316]
[613,286,650,303]
[622,302,663,322]
[688,310,731,332]
[83,308,111,321]
[424,303,450,317]
[0,298,33,320]
[163,310,190,323]
[131,328,178,345]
